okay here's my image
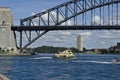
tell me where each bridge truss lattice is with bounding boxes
[12,0,120,52]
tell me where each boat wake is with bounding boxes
[73,60,120,64]
[84,61,113,64]
[30,57,53,60]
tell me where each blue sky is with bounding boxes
[0,0,69,25]
[0,0,120,49]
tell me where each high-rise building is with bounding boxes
[0,7,17,53]
[77,35,83,51]
[117,43,120,47]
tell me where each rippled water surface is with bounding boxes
[0,54,120,80]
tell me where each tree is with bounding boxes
[2,49,5,53]
[0,47,1,51]
[101,49,108,54]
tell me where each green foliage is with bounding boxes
[101,49,108,54]
[33,46,81,53]
[101,49,119,54]
[0,47,1,51]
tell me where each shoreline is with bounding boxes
[0,53,32,56]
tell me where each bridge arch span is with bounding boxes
[13,0,120,52]
[21,0,120,26]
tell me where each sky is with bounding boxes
[0,0,120,49]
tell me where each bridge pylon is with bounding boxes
[0,7,17,54]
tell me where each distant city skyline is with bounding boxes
[0,0,120,49]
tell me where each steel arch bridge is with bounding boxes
[11,0,120,52]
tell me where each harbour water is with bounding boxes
[0,53,120,80]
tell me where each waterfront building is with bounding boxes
[0,7,17,53]
[117,42,120,53]
[117,43,120,47]
[77,35,83,51]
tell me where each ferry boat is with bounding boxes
[53,49,75,59]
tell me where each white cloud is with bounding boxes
[109,14,120,25]
[52,37,62,42]
[61,20,73,25]
[79,32,92,36]
[32,11,73,25]
[59,31,72,36]
[92,15,103,25]
[98,30,120,39]
[32,12,35,15]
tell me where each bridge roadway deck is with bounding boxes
[11,25,120,31]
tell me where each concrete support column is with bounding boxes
[0,7,17,54]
